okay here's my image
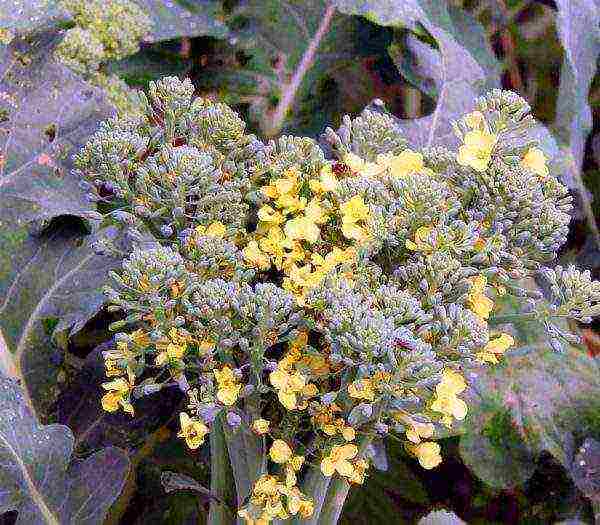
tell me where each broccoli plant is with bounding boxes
[72,76,600,524]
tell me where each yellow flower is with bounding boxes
[466,275,494,320]
[436,369,467,396]
[243,241,271,270]
[286,487,314,518]
[342,152,383,176]
[340,195,370,242]
[342,426,356,442]
[309,165,338,193]
[340,195,370,224]
[178,412,209,449]
[457,130,497,171]
[405,420,435,444]
[101,377,134,415]
[155,327,189,366]
[413,441,442,469]
[289,455,305,471]
[252,418,271,435]
[348,378,375,401]
[304,198,328,224]
[405,225,434,252]
[321,444,359,477]
[269,364,306,410]
[477,333,515,364]
[341,222,369,242]
[431,370,468,426]
[195,221,227,238]
[348,459,369,484]
[270,439,293,463]
[377,149,425,177]
[521,147,549,178]
[214,365,242,406]
[284,216,321,244]
[258,205,285,225]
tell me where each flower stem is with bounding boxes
[317,476,350,525]
[208,417,236,525]
[265,1,336,137]
[295,468,331,525]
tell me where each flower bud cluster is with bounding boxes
[55,0,152,114]
[79,78,599,524]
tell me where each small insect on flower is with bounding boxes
[178,412,209,449]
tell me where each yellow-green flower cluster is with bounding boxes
[242,165,361,303]
[56,0,152,114]
[81,79,597,524]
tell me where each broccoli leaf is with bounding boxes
[0,32,124,417]
[553,0,600,245]
[197,0,361,137]
[461,344,600,489]
[336,0,501,148]
[554,0,600,188]
[0,0,69,42]
[134,0,228,42]
[0,374,130,524]
[0,32,112,226]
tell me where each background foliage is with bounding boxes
[2,0,600,523]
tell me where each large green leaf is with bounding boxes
[0,32,123,418]
[461,344,600,490]
[0,374,130,524]
[554,0,600,189]
[0,32,111,226]
[0,0,68,43]
[198,0,361,137]
[553,0,600,247]
[57,343,183,452]
[134,0,228,42]
[335,0,501,147]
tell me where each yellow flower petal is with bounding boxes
[269,439,293,463]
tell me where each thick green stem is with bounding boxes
[317,477,350,525]
[314,434,375,524]
[295,468,331,525]
[224,424,252,506]
[592,499,600,525]
[208,417,235,525]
